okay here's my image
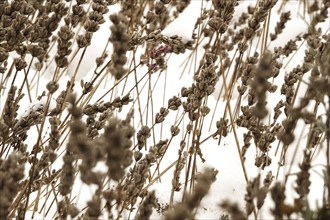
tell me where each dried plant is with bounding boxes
[0,0,330,219]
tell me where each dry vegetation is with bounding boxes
[0,0,330,219]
